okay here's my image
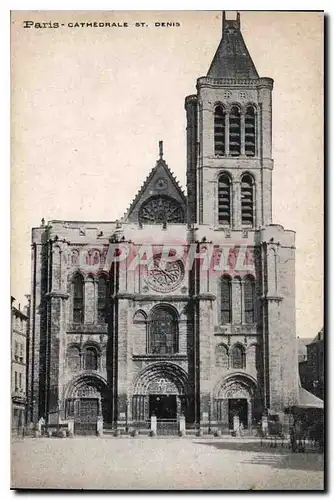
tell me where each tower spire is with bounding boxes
[207,11,258,79]
[159,140,163,160]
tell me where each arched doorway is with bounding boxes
[132,363,187,424]
[213,374,257,430]
[65,374,107,435]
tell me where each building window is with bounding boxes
[19,373,22,388]
[14,341,19,361]
[241,174,254,226]
[229,105,241,156]
[149,307,178,354]
[72,274,84,323]
[245,105,256,157]
[244,276,255,324]
[220,276,232,324]
[215,344,229,369]
[218,174,231,225]
[97,276,107,323]
[84,347,98,371]
[214,105,226,156]
[19,343,23,363]
[231,345,246,369]
[67,345,81,371]
[14,371,18,390]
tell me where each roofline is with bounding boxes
[12,307,29,319]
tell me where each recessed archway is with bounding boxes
[213,373,258,430]
[64,374,107,435]
[132,362,188,422]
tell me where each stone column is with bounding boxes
[30,239,43,424]
[225,110,229,156]
[84,276,95,323]
[247,400,252,430]
[232,278,242,324]
[47,293,69,426]
[222,400,229,430]
[262,415,268,436]
[150,415,157,433]
[179,415,186,433]
[176,396,182,419]
[240,281,244,324]
[233,415,240,435]
[232,180,241,229]
[97,416,104,436]
[68,418,74,437]
[240,111,245,156]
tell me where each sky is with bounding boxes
[10,10,323,337]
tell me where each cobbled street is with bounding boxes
[11,437,324,490]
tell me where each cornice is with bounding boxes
[45,291,70,300]
[197,76,273,89]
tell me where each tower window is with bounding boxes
[214,105,226,156]
[220,276,232,324]
[229,106,241,157]
[218,174,231,225]
[241,174,254,226]
[72,274,84,323]
[244,276,255,324]
[245,105,256,157]
[97,276,107,323]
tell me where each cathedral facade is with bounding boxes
[27,13,298,434]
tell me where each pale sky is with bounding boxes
[11,11,323,338]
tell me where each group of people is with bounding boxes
[289,416,324,452]
[289,419,305,452]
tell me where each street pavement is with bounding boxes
[11,436,324,490]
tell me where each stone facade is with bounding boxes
[27,13,298,433]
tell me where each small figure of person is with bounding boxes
[239,422,244,437]
[296,419,305,452]
[290,421,297,452]
[37,416,45,435]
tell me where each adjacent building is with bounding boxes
[11,297,30,431]
[299,328,324,400]
[27,12,298,435]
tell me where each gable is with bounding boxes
[123,158,187,224]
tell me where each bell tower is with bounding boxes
[185,11,274,229]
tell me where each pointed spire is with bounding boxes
[207,11,258,79]
[159,140,163,160]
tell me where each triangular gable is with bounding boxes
[123,157,187,224]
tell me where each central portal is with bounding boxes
[228,398,248,429]
[149,394,177,419]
